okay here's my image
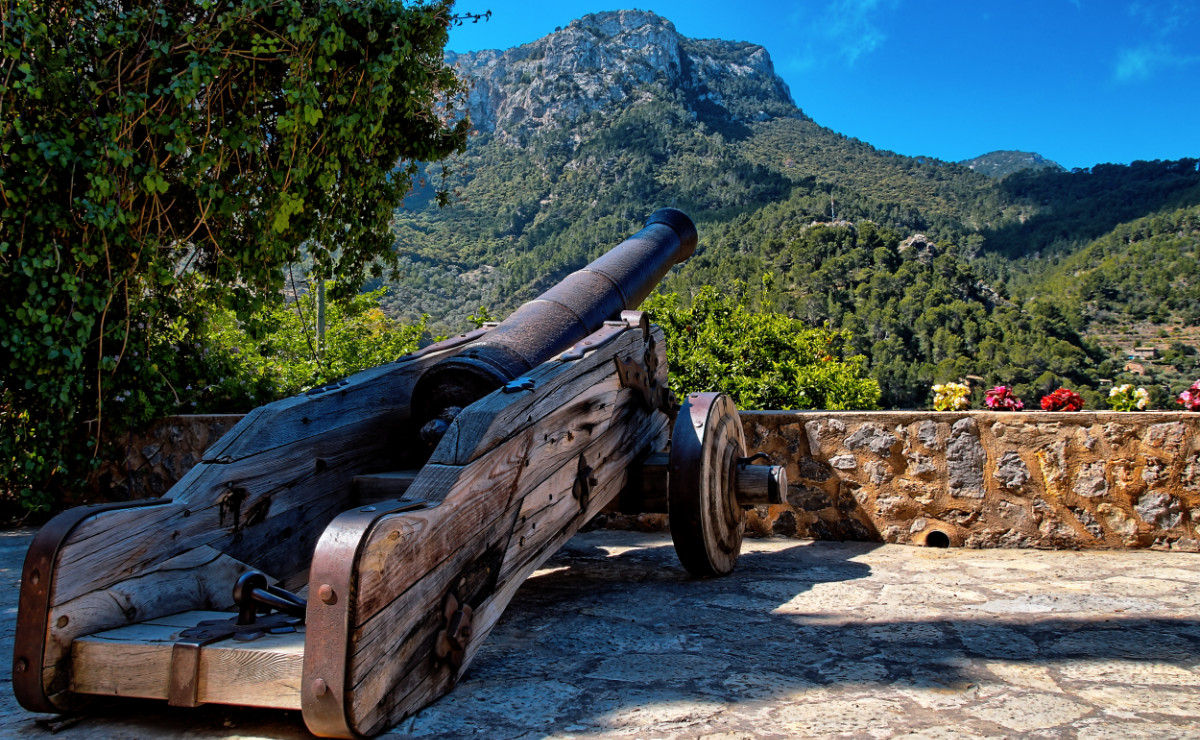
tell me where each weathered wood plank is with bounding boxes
[353,371,625,622]
[498,410,670,584]
[354,471,421,503]
[38,339,473,710]
[346,403,668,736]
[203,344,464,463]
[432,328,650,467]
[43,546,256,703]
[54,418,378,603]
[338,326,671,735]
[71,610,303,710]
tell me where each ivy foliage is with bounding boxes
[643,285,881,411]
[1,0,468,510]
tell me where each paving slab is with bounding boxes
[1,527,1199,739]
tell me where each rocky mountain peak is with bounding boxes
[446,10,801,141]
[960,150,1065,179]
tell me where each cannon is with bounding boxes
[13,210,786,737]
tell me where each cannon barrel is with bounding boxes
[413,208,697,431]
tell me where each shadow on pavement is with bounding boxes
[3,530,1198,739]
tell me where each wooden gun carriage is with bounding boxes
[13,210,786,737]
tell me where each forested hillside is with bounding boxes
[383,10,1200,408]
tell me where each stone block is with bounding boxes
[917,420,942,449]
[1144,422,1188,452]
[992,450,1031,491]
[829,454,857,470]
[1135,491,1183,530]
[947,417,985,499]
[794,456,832,482]
[1072,462,1108,499]
[843,423,898,455]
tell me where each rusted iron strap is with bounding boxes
[168,611,301,708]
[559,310,648,361]
[558,320,628,361]
[13,499,173,713]
[395,324,496,364]
[302,499,427,739]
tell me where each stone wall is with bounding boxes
[107,412,1200,551]
[95,414,245,500]
[741,411,1200,551]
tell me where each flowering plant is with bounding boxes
[984,385,1023,411]
[932,382,970,411]
[1107,384,1149,411]
[1040,388,1085,412]
[1179,380,1200,412]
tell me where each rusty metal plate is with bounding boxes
[560,311,646,362]
[13,499,173,713]
[558,321,629,361]
[395,325,495,364]
[302,500,427,739]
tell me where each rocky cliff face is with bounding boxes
[446,10,801,139]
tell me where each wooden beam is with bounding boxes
[70,611,303,710]
[322,326,671,736]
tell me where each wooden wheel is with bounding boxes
[668,392,746,577]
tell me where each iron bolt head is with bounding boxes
[318,584,337,605]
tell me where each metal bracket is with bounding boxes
[559,321,628,361]
[615,354,653,408]
[737,452,770,469]
[395,324,495,364]
[502,377,536,393]
[13,498,173,714]
[572,453,598,512]
[168,611,302,707]
[559,311,648,361]
[620,310,650,341]
[303,499,428,739]
[433,592,474,672]
[305,379,350,396]
[615,331,672,416]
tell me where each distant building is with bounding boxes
[1124,362,1147,376]
[1130,346,1158,360]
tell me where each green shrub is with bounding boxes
[204,284,429,401]
[643,286,881,410]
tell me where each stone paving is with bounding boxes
[1,527,1199,739]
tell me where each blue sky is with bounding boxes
[447,0,1199,170]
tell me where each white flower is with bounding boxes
[1134,387,1149,409]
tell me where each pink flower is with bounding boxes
[985,385,1023,411]
[1179,381,1200,412]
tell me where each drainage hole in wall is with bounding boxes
[924,530,951,548]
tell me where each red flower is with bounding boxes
[1040,388,1084,412]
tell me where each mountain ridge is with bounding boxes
[446,10,801,141]
[384,10,1200,408]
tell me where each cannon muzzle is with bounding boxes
[413,208,696,435]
